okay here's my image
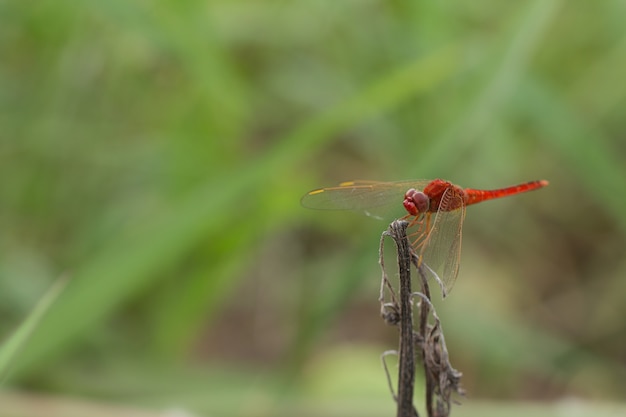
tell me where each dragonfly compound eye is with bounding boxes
[403,189,430,216]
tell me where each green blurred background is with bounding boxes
[1,0,625,416]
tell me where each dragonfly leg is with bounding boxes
[406,215,428,249]
[407,214,433,266]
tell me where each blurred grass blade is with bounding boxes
[0,277,68,383]
[516,77,626,233]
[416,0,563,174]
[260,44,461,164]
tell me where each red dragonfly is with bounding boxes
[301,179,549,297]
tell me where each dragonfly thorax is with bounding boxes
[403,188,429,216]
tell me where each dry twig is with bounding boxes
[380,220,463,417]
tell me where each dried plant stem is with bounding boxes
[390,221,418,417]
[415,257,434,417]
[380,220,463,417]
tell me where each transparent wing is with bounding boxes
[418,187,466,298]
[301,180,432,219]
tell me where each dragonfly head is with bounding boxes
[403,188,429,216]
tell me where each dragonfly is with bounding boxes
[301,178,549,297]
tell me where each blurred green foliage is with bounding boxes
[1,0,625,415]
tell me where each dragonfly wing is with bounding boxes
[301,180,431,219]
[418,188,466,298]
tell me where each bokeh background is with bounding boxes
[1,0,625,416]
